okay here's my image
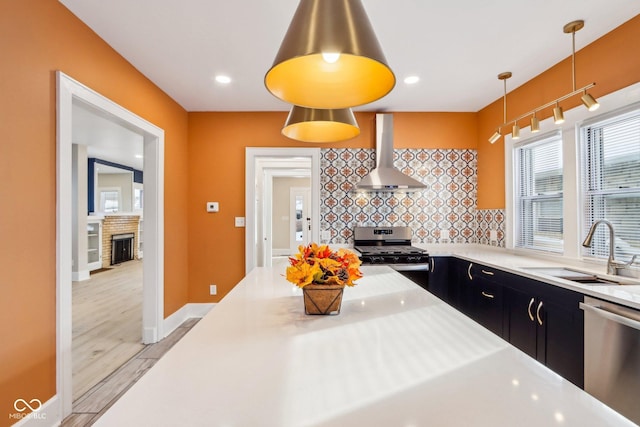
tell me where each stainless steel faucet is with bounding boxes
[582,219,620,275]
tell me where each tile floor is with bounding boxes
[61,318,200,427]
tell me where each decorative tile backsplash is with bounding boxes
[476,209,506,247]
[320,148,478,244]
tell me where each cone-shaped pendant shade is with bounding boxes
[282,106,360,143]
[265,0,395,109]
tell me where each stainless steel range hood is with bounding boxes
[355,113,427,192]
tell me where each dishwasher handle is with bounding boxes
[580,301,640,332]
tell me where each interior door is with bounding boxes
[290,187,311,252]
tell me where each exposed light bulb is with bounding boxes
[321,52,340,64]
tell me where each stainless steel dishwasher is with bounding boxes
[580,296,640,425]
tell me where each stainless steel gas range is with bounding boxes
[354,226,429,287]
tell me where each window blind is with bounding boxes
[581,107,640,262]
[515,133,563,252]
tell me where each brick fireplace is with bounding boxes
[102,215,141,268]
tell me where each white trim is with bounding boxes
[56,71,165,418]
[9,395,60,427]
[505,81,640,262]
[71,270,90,282]
[245,148,321,274]
[273,248,292,256]
[163,303,215,337]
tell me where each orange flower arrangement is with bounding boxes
[285,243,363,288]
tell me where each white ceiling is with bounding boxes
[73,100,144,170]
[60,0,640,113]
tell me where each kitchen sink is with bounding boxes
[521,267,620,286]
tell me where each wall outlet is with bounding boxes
[206,202,219,212]
[234,217,245,227]
[209,284,217,295]
[321,230,331,241]
[490,229,498,241]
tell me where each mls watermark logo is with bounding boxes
[9,398,46,421]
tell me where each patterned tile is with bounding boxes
[476,209,506,247]
[320,148,478,244]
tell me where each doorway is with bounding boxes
[245,148,321,273]
[56,71,165,418]
[289,186,311,253]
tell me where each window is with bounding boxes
[514,133,563,252]
[134,187,144,211]
[581,107,640,261]
[100,190,120,213]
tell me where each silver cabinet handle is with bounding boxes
[467,263,473,281]
[528,298,535,321]
[536,301,544,326]
[481,269,494,276]
[481,291,495,299]
[430,258,434,272]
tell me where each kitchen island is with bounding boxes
[95,265,635,427]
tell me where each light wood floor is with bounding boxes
[62,318,200,427]
[72,260,144,401]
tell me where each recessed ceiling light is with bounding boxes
[404,75,420,84]
[215,75,232,84]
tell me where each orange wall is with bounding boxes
[477,14,640,209]
[0,0,189,422]
[187,111,477,302]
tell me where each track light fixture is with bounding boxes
[581,91,600,111]
[512,122,520,140]
[553,103,565,124]
[488,72,511,143]
[489,130,502,144]
[487,19,599,144]
[530,113,540,133]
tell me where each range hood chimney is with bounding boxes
[355,114,427,192]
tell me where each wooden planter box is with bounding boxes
[302,284,344,315]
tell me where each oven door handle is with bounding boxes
[390,264,430,272]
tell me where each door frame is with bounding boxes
[289,186,311,252]
[245,148,320,274]
[56,71,165,417]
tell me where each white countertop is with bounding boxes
[418,244,640,310]
[95,265,635,427]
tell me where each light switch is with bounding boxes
[235,217,245,227]
[490,229,498,241]
[321,230,331,240]
[206,202,219,212]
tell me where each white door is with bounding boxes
[290,187,311,253]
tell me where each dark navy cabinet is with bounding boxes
[431,258,584,388]
[427,257,451,301]
[504,274,584,388]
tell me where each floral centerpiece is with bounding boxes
[286,243,363,315]
[286,243,363,288]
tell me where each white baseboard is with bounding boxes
[163,303,215,338]
[71,270,90,282]
[273,248,292,256]
[10,395,61,427]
